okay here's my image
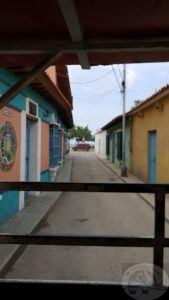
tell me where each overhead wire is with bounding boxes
[73,87,119,100]
[111,65,122,92]
[117,65,123,80]
[56,70,113,84]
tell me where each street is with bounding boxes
[4,151,169,283]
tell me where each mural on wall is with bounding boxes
[0,121,17,171]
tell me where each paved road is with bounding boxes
[4,151,169,283]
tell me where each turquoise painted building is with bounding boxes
[101,115,131,172]
[0,66,73,224]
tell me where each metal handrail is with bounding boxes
[0,181,168,290]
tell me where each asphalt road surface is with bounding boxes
[4,152,169,284]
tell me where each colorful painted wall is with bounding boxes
[0,106,21,181]
[131,94,169,183]
[0,106,21,223]
[0,68,71,224]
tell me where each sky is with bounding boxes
[67,62,169,135]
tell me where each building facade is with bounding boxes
[130,85,169,183]
[0,66,73,224]
[95,84,169,184]
[97,115,131,172]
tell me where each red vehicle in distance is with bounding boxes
[72,143,91,151]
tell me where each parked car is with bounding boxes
[72,143,91,151]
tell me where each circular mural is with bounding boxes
[0,121,17,171]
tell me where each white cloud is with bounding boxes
[157,71,168,78]
[126,67,137,88]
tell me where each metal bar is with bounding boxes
[0,182,169,193]
[0,51,62,109]
[57,0,90,69]
[1,38,169,52]
[76,51,90,69]
[58,0,84,42]
[0,234,156,247]
[154,191,165,287]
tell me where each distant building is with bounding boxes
[97,115,131,171]
[95,130,107,159]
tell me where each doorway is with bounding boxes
[25,117,40,198]
[149,131,157,183]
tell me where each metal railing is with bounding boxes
[0,182,169,294]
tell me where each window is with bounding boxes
[29,102,37,116]
[58,129,62,163]
[26,98,38,118]
[49,125,58,167]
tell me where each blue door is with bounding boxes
[58,129,62,163]
[149,131,157,183]
[25,119,31,198]
[49,125,59,167]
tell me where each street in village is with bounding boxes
[3,151,169,283]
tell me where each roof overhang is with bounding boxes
[1,1,169,111]
[6,67,73,128]
[1,0,169,68]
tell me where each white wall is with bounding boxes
[95,130,107,158]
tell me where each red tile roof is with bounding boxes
[55,65,73,108]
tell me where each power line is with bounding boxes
[73,87,119,99]
[111,65,122,91]
[70,70,113,84]
[118,65,123,80]
[55,70,113,84]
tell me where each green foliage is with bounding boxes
[68,125,94,141]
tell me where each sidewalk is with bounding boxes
[98,155,169,223]
[0,155,72,276]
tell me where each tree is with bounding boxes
[68,125,94,141]
[131,99,143,109]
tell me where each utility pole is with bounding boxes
[121,64,127,177]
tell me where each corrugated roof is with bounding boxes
[101,83,169,130]
[55,65,73,107]
[129,84,169,115]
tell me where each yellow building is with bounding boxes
[130,85,169,183]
